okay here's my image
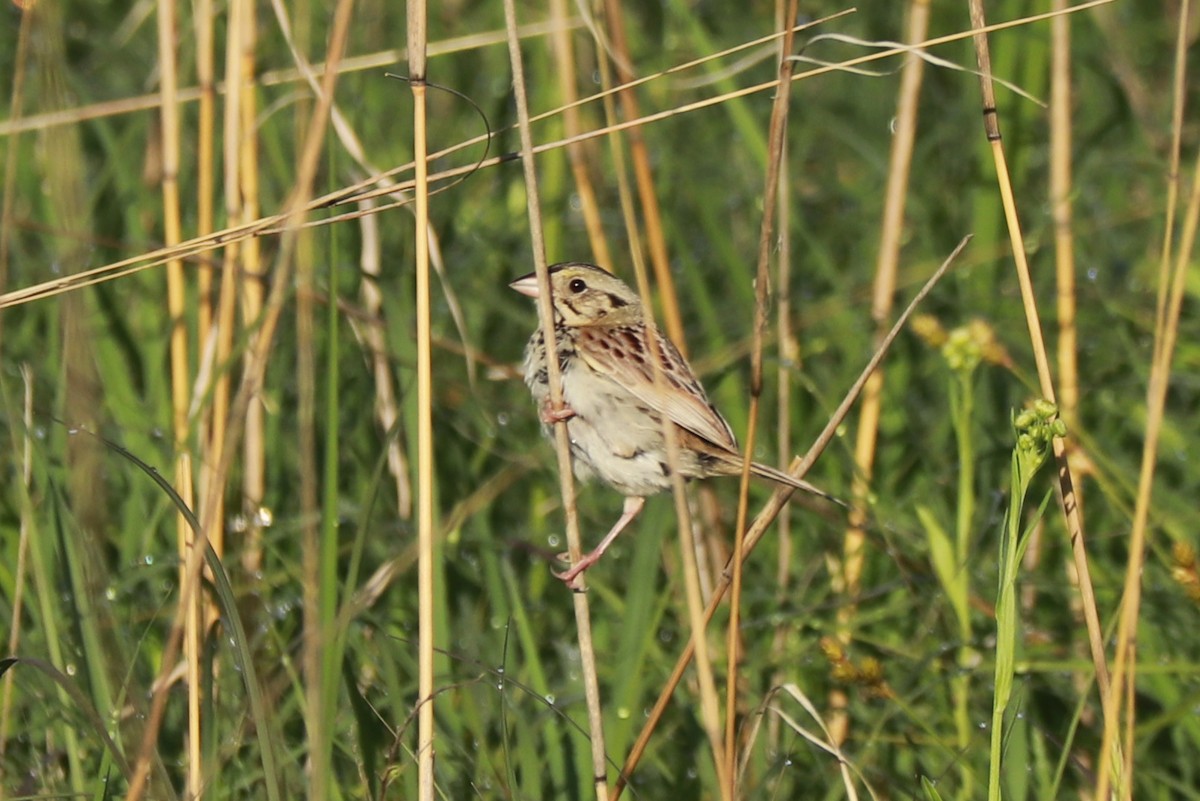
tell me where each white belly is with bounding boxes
[558,362,675,497]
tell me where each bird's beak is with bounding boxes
[508,273,540,298]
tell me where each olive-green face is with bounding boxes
[510,263,642,327]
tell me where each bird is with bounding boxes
[510,261,838,588]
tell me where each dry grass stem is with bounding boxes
[726,2,799,791]
[613,240,968,798]
[1096,3,1197,795]
[125,1,357,797]
[967,0,1110,722]
[406,1,437,796]
[503,1,608,796]
[0,4,1108,318]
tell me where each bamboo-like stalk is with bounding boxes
[155,0,201,795]
[240,0,266,574]
[297,36,326,801]
[726,3,798,793]
[195,0,215,347]
[1050,0,1077,433]
[767,0,795,757]
[548,0,611,266]
[599,0,684,350]
[1096,4,1194,798]
[613,241,968,799]
[964,0,1113,787]
[203,0,245,587]
[1048,0,1096,741]
[125,3,356,798]
[841,0,929,607]
[503,2,609,797]
[408,0,437,796]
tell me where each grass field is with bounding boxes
[0,0,1197,799]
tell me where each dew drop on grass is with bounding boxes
[548,534,560,548]
[617,707,630,720]
[544,693,556,705]
[65,663,76,676]
[496,412,509,426]
[255,507,274,527]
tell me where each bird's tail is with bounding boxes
[750,461,846,508]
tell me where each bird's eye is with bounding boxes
[568,278,587,293]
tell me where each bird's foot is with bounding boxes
[539,400,577,424]
[553,551,597,591]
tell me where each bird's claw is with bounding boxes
[553,551,589,591]
[540,400,577,424]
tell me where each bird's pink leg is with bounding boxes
[540,398,577,424]
[555,496,646,590]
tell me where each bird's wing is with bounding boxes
[575,324,739,452]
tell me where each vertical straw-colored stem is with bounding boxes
[240,0,265,573]
[1049,0,1077,431]
[1049,0,1097,744]
[156,0,200,796]
[613,245,967,799]
[127,2,353,797]
[207,0,245,580]
[1096,5,1195,796]
[832,0,928,746]
[726,4,798,792]
[588,0,724,781]
[503,2,609,797]
[846,0,929,602]
[591,10,726,784]
[298,43,324,801]
[964,0,1112,781]
[195,0,215,342]
[407,2,436,798]
[548,0,611,266]
[598,0,684,349]
[768,0,795,753]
